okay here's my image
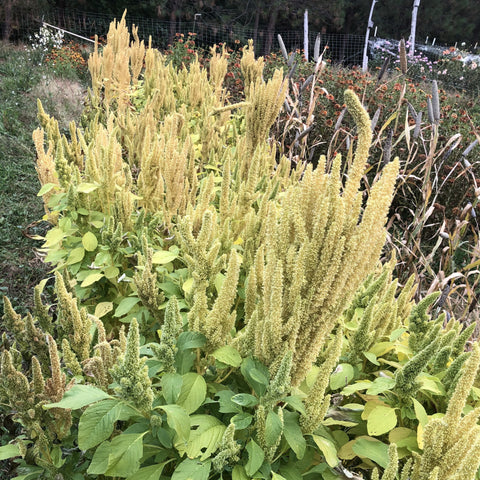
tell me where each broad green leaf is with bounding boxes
[94,301,113,318]
[214,272,225,294]
[82,231,98,251]
[388,427,418,450]
[114,296,141,317]
[88,432,145,477]
[389,328,407,342]
[366,377,395,395]
[77,182,99,193]
[81,272,104,287]
[341,381,372,396]
[104,265,120,279]
[10,467,45,480]
[152,250,178,264]
[185,415,226,460]
[161,373,183,404]
[43,227,65,247]
[0,444,20,460]
[160,404,190,445]
[241,357,270,396]
[329,363,354,390]
[363,351,380,366]
[352,437,389,468]
[412,398,428,426]
[176,331,207,351]
[67,246,85,265]
[271,473,287,480]
[171,458,211,480]
[284,396,306,415]
[127,462,169,480]
[418,374,445,395]
[78,399,137,450]
[367,405,397,436]
[216,390,242,414]
[231,393,258,407]
[44,385,111,410]
[37,183,57,196]
[177,372,206,414]
[232,465,249,480]
[182,277,194,294]
[231,412,253,430]
[212,345,242,367]
[369,342,395,357]
[245,440,264,476]
[265,410,283,446]
[283,411,306,460]
[312,435,339,467]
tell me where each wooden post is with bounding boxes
[409,0,421,57]
[304,10,309,61]
[362,0,377,72]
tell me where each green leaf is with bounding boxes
[182,277,194,294]
[94,301,113,318]
[311,435,339,467]
[185,415,226,460]
[78,399,137,450]
[176,331,207,351]
[160,404,190,446]
[171,458,211,480]
[390,327,407,342]
[127,462,170,480]
[212,345,242,367]
[0,444,20,461]
[114,296,141,317]
[245,440,264,476]
[82,231,98,251]
[214,272,225,294]
[231,412,253,430]
[272,473,287,480]
[284,396,306,415]
[363,351,380,366]
[352,437,389,468]
[241,357,270,396]
[283,411,306,460]
[87,432,145,477]
[43,227,65,247]
[37,183,57,196]
[104,265,120,279]
[367,405,397,436]
[67,246,85,265]
[177,372,206,414]
[81,272,104,287]
[152,250,178,264]
[265,410,283,446]
[329,363,354,390]
[44,385,111,410]
[216,390,242,414]
[341,381,372,396]
[413,398,429,426]
[232,466,249,480]
[161,373,183,404]
[231,393,258,407]
[77,182,99,193]
[366,377,395,395]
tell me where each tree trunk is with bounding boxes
[2,0,13,41]
[264,5,279,56]
[253,8,260,54]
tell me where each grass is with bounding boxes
[0,42,86,315]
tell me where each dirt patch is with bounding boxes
[29,76,86,130]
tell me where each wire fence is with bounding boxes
[2,7,368,64]
[4,5,479,78]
